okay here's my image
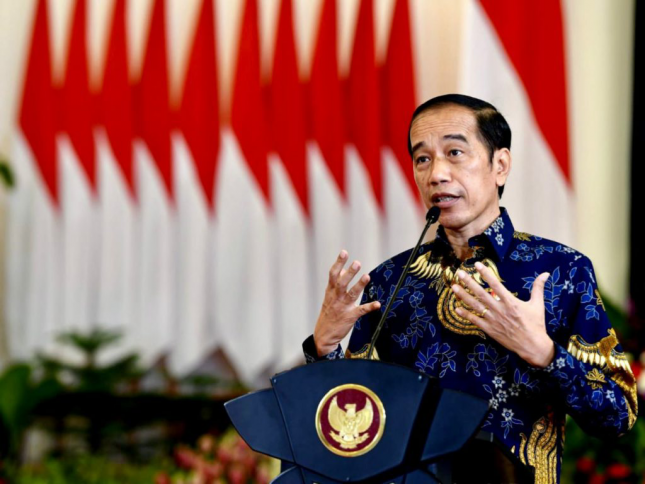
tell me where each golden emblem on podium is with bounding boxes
[315,384,386,457]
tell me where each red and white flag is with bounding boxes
[172,0,219,374]
[214,0,274,385]
[345,0,383,275]
[58,0,98,339]
[381,0,423,256]
[6,0,61,359]
[461,0,574,245]
[268,0,312,370]
[307,0,347,322]
[132,0,176,365]
[95,0,138,356]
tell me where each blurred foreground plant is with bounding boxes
[0,365,61,459]
[157,428,278,484]
[4,454,173,484]
[39,329,141,393]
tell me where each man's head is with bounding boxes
[407,94,511,198]
[408,95,512,238]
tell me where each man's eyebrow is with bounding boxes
[411,141,425,154]
[443,133,469,143]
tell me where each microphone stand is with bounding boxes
[367,206,441,360]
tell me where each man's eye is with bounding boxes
[449,149,463,156]
[415,156,430,164]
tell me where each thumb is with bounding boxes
[530,272,550,305]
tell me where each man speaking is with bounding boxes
[303,94,637,484]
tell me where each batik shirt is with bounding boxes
[303,208,637,484]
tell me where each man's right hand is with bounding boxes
[313,250,382,357]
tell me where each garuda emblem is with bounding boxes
[315,384,385,457]
[409,250,504,338]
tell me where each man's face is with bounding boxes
[409,104,510,237]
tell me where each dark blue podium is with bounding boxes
[225,359,534,483]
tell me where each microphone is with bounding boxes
[366,206,441,359]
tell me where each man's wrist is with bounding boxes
[313,330,337,357]
[316,341,339,357]
[303,334,344,362]
[525,338,556,369]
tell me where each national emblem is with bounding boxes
[315,384,386,457]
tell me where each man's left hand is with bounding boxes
[451,261,555,368]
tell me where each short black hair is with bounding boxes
[407,94,511,198]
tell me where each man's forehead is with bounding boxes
[409,104,478,141]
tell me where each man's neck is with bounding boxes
[443,209,502,261]
[445,237,473,261]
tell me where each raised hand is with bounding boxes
[451,261,555,368]
[313,250,381,357]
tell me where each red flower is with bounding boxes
[202,461,223,481]
[227,463,248,484]
[577,456,596,474]
[175,445,199,469]
[154,472,172,484]
[606,462,632,480]
[589,474,606,484]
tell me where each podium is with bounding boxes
[225,359,534,483]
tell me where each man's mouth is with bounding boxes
[432,193,460,206]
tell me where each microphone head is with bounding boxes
[426,206,441,224]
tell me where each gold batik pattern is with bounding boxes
[585,368,606,389]
[409,250,503,338]
[567,328,638,428]
[519,415,559,484]
[346,344,379,360]
[594,289,606,311]
[513,231,532,241]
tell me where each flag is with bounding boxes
[95,0,139,355]
[172,0,219,374]
[381,0,423,256]
[461,0,574,246]
[59,0,98,336]
[132,0,176,364]
[269,0,311,369]
[307,0,347,320]
[215,0,274,385]
[345,0,383,276]
[6,0,61,358]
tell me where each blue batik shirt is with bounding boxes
[303,208,637,484]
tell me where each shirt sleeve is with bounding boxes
[537,255,638,437]
[302,334,344,363]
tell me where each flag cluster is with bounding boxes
[9,0,424,383]
[7,0,574,385]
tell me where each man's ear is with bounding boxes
[494,148,512,187]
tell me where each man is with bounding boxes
[303,95,637,484]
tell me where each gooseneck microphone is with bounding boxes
[366,206,441,360]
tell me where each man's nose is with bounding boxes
[429,156,451,185]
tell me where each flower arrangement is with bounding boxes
[156,429,278,484]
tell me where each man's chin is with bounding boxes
[437,213,467,231]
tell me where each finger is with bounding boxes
[451,283,490,315]
[337,260,361,292]
[353,300,381,318]
[530,272,550,306]
[328,250,348,285]
[455,305,489,331]
[456,269,498,308]
[474,262,512,302]
[346,274,370,302]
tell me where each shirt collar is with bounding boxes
[435,207,515,261]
